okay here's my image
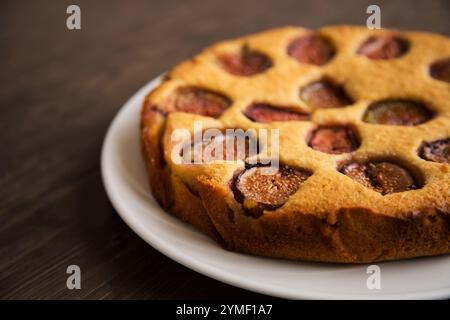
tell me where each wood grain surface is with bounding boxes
[0,0,449,299]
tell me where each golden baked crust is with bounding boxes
[140,25,450,263]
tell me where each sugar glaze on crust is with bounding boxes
[140,26,450,263]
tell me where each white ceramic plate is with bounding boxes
[101,76,450,300]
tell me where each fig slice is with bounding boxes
[287,33,335,66]
[363,99,433,126]
[182,130,258,163]
[341,161,418,195]
[218,46,272,76]
[300,80,353,109]
[244,103,310,123]
[170,87,231,118]
[357,35,408,60]
[419,138,450,164]
[231,165,311,217]
[309,126,359,154]
[430,58,450,83]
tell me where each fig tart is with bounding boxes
[140,26,450,263]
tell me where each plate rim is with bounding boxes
[101,75,450,300]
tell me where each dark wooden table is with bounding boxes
[0,0,449,299]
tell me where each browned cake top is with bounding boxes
[142,26,450,219]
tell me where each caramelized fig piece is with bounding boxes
[363,100,433,126]
[218,46,272,76]
[183,131,258,163]
[168,87,231,118]
[419,138,450,164]
[340,162,373,189]
[430,58,450,83]
[232,165,311,217]
[368,162,416,194]
[244,103,309,123]
[287,33,335,66]
[300,80,353,109]
[341,161,418,195]
[309,126,359,154]
[357,35,408,60]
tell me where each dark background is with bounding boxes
[0,0,449,299]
